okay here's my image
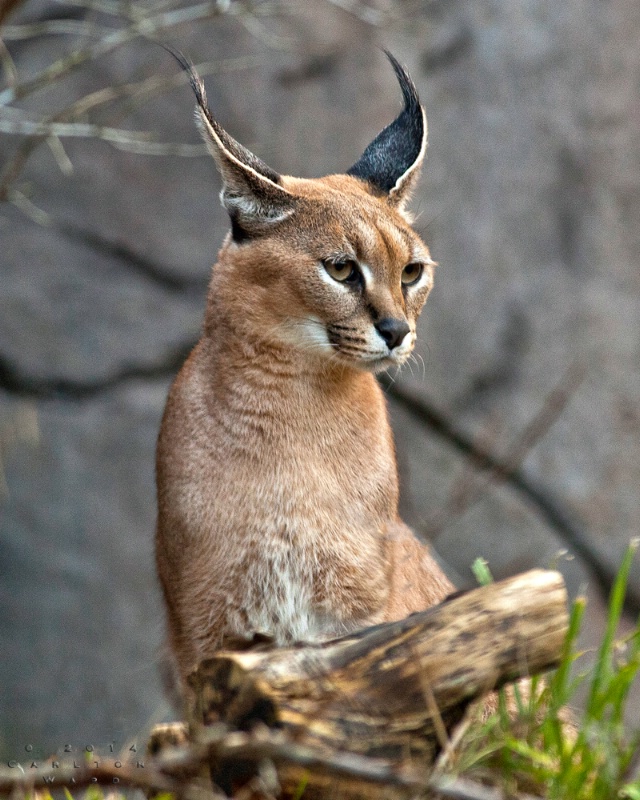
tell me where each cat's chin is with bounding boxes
[370,356,410,374]
[339,353,410,374]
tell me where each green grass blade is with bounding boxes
[550,595,586,710]
[586,540,638,717]
[471,557,493,586]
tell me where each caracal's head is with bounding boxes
[177,50,434,373]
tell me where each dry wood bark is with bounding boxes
[187,569,568,798]
[0,571,566,800]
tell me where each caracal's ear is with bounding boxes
[167,48,295,241]
[347,51,427,214]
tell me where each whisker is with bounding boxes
[384,366,401,387]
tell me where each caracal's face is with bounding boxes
[190,49,432,374]
[231,174,434,374]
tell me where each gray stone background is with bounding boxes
[1,0,639,759]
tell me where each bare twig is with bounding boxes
[431,704,477,775]
[0,0,253,105]
[0,699,551,799]
[0,111,207,155]
[7,188,51,224]
[47,0,180,21]
[425,413,504,537]
[0,725,429,797]
[237,10,292,49]
[53,221,209,292]
[0,19,107,39]
[0,572,568,798]
[323,0,387,26]
[381,372,640,616]
[421,365,584,537]
[0,54,264,197]
[0,760,182,796]
[69,51,265,122]
[0,0,280,198]
[0,340,196,400]
[0,722,547,799]
[49,0,146,17]
[46,134,74,174]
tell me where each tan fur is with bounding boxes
[155,59,456,694]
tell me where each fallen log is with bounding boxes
[187,569,568,798]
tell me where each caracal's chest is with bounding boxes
[205,410,396,643]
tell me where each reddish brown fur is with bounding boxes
[155,63,455,697]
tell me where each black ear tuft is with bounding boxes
[164,45,282,186]
[347,51,426,204]
[164,44,296,235]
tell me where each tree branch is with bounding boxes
[381,373,640,616]
[0,571,567,800]
[0,342,194,400]
[0,0,256,105]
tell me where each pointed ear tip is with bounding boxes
[161,43,190,71]
[382,49,404,69]
[382,49,421,106]
[163,44,201,93]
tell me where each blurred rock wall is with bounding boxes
[1,0,639,756]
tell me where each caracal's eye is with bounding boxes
[323,258,361,286]
[401,262,424,286]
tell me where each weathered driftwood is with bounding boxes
[0,571,567,800]
[187,569,568,798]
